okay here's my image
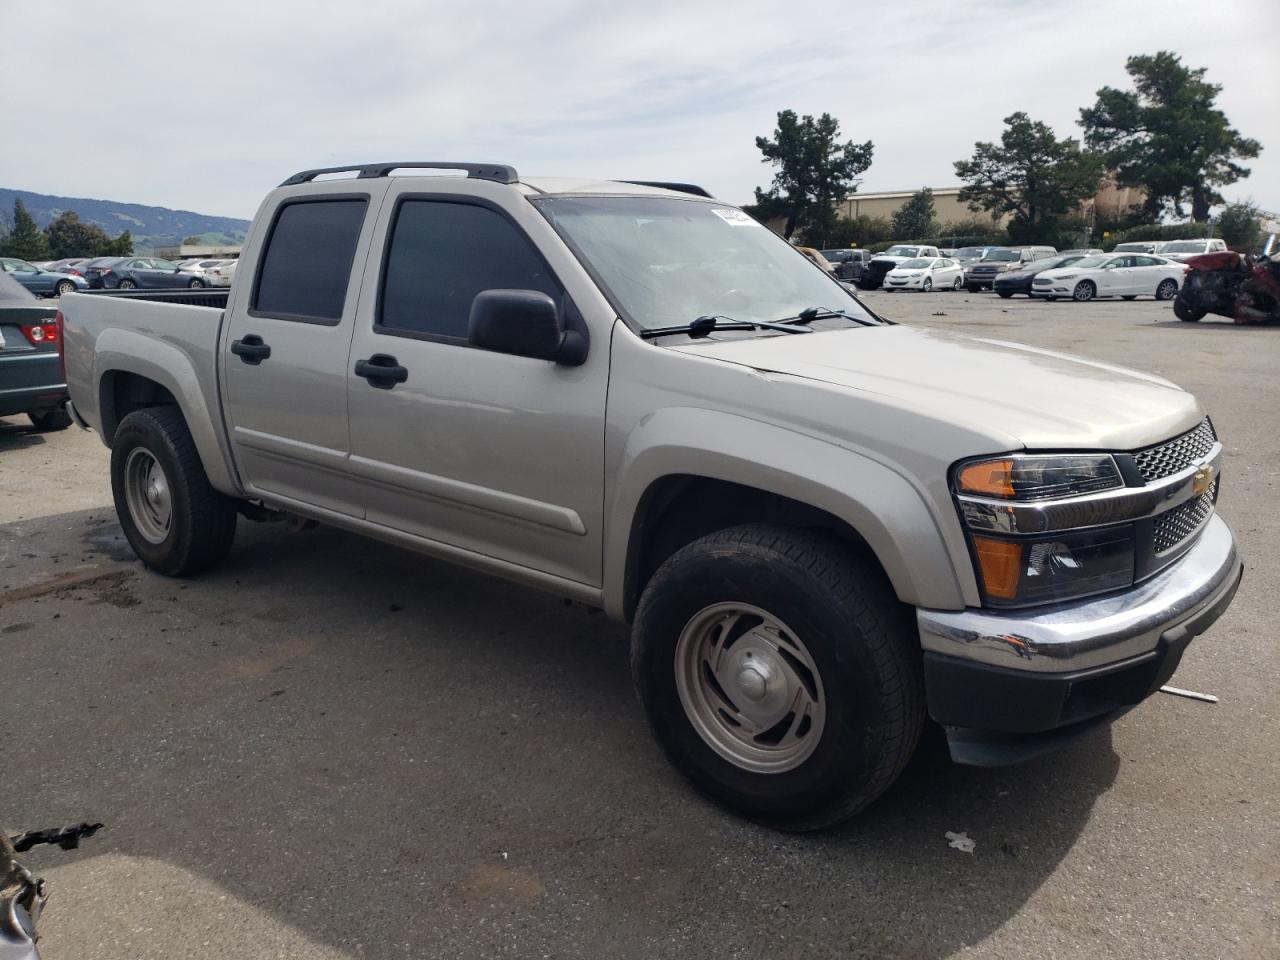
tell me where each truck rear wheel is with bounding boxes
[631,524,924,831]
[111,406,237,576]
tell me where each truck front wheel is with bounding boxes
[632,524,924,831]
[111,406,237,576]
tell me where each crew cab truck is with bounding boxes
[58,162,1244,830]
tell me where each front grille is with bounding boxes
[1153,481,1217,553]
[1132,419,1216,482]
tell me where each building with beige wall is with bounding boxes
[837,187,1007,226]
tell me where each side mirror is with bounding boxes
[468,289,587,366]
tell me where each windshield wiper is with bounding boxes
[639,314,814,340]
[776,306,876,326]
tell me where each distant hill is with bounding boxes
[0,187,250,253]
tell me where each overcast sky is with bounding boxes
[3,0,1276,220]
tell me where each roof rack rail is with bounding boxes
[280,162,519,187]
[618,180,713,198]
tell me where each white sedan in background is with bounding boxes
[207,260,238,287]
[1030,253,1186,302]
[882,257,964,292]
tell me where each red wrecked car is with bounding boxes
[1173,234,1280,324]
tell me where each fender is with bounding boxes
[603,406,972,619]
[94,327,241,496]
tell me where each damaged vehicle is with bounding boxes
[57,163,1243,830]
[1173,235,1280,324]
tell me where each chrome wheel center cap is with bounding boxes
[736,664,770,701]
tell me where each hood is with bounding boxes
[675,325,1201,451]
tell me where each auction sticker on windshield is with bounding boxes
[711,207,758,226]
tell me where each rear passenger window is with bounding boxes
[378,200,559,341]
[253,198,368,323]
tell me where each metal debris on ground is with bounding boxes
[945,830,975,854]
[1159,685,1219,703]
[8,823,103,853]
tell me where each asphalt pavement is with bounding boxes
[1,291,1276,959]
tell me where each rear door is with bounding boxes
[220,181,390,516]
[344,179,610,587]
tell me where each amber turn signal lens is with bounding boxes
[971,536,1023,600]
[957,459,1016,498]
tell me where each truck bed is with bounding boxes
[59,288,239,493]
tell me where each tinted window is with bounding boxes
[379,200,559,341]
[253,198,368,322]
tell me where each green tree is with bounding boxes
[1080,51,1261,222]
[955,112,1106,238]
[99,230,134,256]
[752,109,874,244]
[891,188,939,240]
[0,199,51,261]
[1215,200,1266,251]
[43,211,113,258]
[824,215,893,248]
[182,235,203,245]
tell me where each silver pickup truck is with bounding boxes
[58,162,1243,830]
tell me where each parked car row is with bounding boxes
[13,254,241,297]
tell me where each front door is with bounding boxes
[220,183,389,517]
[345,182,610,588]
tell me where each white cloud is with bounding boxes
[2,0,1276,218]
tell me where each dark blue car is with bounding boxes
[0,271,70,430]
[84,256,207,290]
[0,257,88,298]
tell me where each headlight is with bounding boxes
[954,454,1132,607]
[956,454,1122,500]
[1054,273,1077,280]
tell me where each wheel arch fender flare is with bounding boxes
[604,407,969,619]
[94,328,239,495]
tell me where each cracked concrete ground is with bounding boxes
[1,293,1276,959]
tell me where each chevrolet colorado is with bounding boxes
[57,162,1243,829]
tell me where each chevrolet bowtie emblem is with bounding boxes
[1192,464,1216,496]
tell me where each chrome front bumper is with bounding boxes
[917,513,1242,674]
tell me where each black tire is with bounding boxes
[189,277,206,289]
[1122,295,1137,301]
[1173,297,1205,322]
[922,277,932,292]
[996,289,1014,299]
[965,285,980,293]
[1156,278,1178,301]
[1072,280,1095,302]
[632,524,925,831]
[28,407,72,432]
[55,279,77,297]
[118,278,137,290]
[110,406,237,576]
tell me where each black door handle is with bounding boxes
[354,354,409,389]
[231,335,271,364]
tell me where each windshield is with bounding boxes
[535,196,877,332]
[882,246,920,257]
[954,247,987,259]
[897,258,933,269]
[981,249,1020,262]
[1161,241,1205,253]
[1060,255,1108,269]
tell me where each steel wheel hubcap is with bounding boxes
[124,448,172,544]
[674,603,826,773]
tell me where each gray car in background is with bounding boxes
[964,245,1057,291]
